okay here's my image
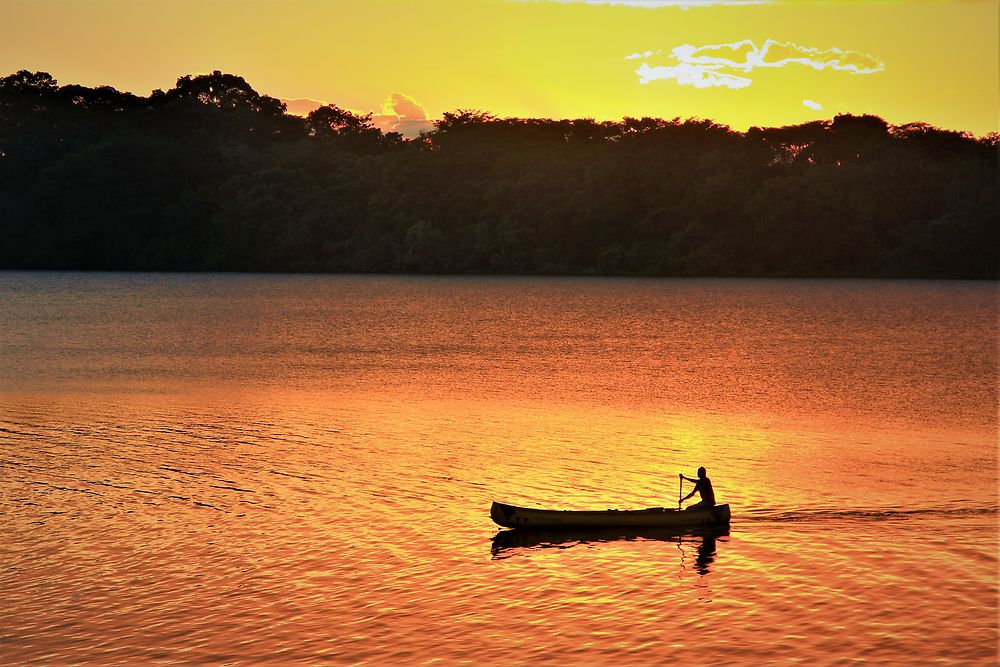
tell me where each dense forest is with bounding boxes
[1,70,996,278]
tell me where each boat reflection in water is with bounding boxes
[490,525,729,574]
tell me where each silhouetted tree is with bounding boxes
[164,71,283,114]
[0,70,996,278]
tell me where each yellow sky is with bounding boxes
[1,0,996,135]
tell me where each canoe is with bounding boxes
[490,500,731,530]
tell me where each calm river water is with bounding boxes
[1,273,997,665]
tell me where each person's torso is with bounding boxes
[697,477,715,505]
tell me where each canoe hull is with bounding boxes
[490,501,731,530]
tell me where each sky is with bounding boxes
[1,0,996,136]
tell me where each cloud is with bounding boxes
[802,99,822,111]
[631,38,884,88]
[279,93,433,137]
[636,62,751,88]
[280,97,370,119]
[670,40,757,70]
[280,97,326,117]
[756,40,884,74]
[372,93,435,137]
[625,49,661,60]
[528,1,773,7]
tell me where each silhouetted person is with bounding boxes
[679,467,715,511]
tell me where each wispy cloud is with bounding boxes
[636,62,751,88]
[802,99,822,111]
[631,38,884,88]
[527,1,773,7]
[625,49,661,60]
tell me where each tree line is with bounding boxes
[1,70,996,278]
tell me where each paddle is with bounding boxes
[678,473,683,508]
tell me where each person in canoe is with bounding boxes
[679,467,715,511]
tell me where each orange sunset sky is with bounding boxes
[1,0,997,136]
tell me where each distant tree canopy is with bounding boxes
[1,69,996,278]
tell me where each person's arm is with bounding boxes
[679,474,698,483]
[680,478,701,504]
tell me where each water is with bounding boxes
[1,272,997,665]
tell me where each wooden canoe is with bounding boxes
[490,500,731,530]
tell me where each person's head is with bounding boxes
[697,466,706,479]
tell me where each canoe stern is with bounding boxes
[711,503,731,524]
